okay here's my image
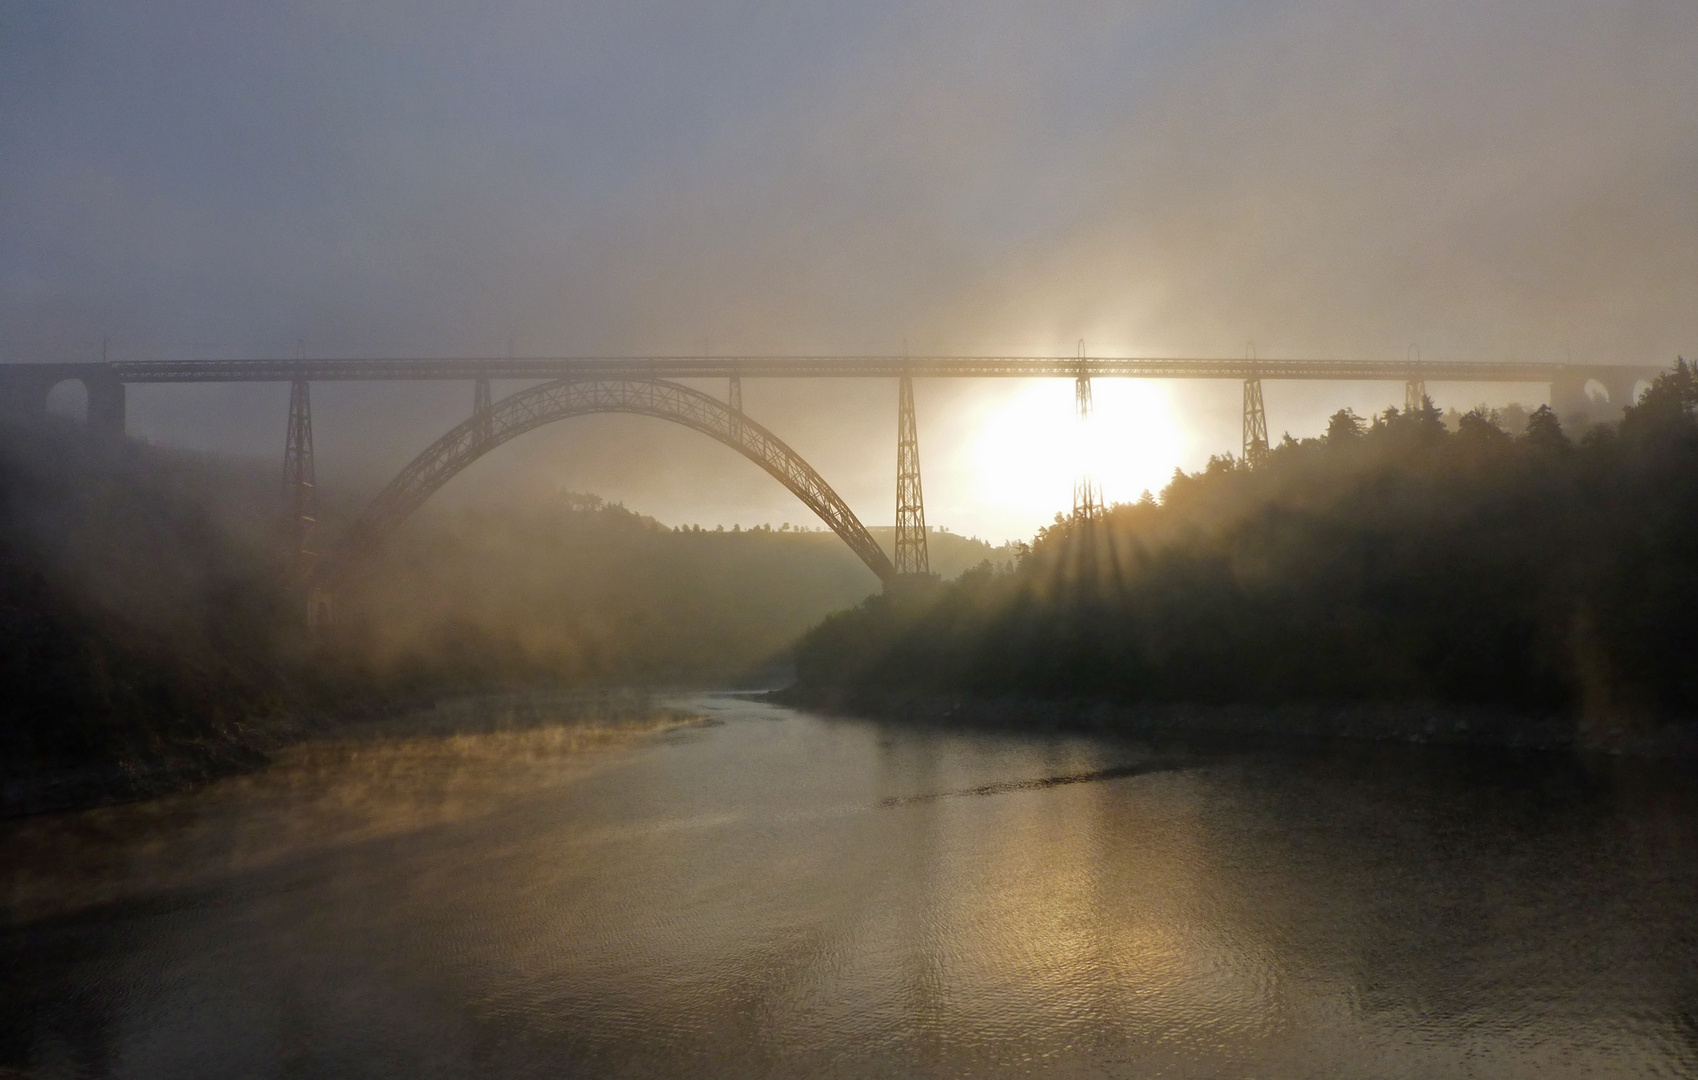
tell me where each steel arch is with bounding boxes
[320,377,895,586]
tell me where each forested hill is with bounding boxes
[795,363,1698,724]
[337,499,1007,689]
[0,422,1003,783]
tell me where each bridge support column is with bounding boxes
[1072,374,1099,521]
[725,375,746,455]
[894,374,929,578]
[1611,374,1644,410]
[1549,369,1647,424]
[282,379,317,572]
[1549,376,1590,421]
[727,375,743,439]
[472,374,492,447]
[1404,376,1427,415]
[85,377,126,439]
[1242,377,1268,464]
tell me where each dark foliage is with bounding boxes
[0,423,304,770]
[328,498,892,690]
[796,362,1698,722]
[0,422,1001,777]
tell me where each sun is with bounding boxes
[973,379,1185,527]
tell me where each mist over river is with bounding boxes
[2,694,1695,1079]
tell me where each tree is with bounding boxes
[1325,408,1365,444]
[1622,358,1698,440]
[1409,394,1447,441]
[1521,405,1568,451]
[1456,407,1510,445]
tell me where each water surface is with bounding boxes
[3,694,1695,1078]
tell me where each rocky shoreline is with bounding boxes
[772,687,1698,758]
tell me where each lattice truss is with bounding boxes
[329,378,895,585]
[282,378,317,563]
[894,375,929,576]
[1242,378,1268,464]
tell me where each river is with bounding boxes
[2,692,1694,1078]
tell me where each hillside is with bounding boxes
[795,363,1698,727]
[0,419,1004,795]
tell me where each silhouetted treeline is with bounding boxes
[796,363,1698,723]
[0,421,1001,784]
[0,424,307,775]
[327,498,1000,691]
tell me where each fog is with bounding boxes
[6,0,1697,540]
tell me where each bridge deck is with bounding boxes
[0,356,1658,383]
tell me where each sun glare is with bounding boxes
[973,380,1186,527]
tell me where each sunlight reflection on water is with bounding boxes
[1,692,1694,1079]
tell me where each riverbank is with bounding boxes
[0,689,703,821]
[1,691,705,927]
[773,686,1698,758]
[0,720,304,821]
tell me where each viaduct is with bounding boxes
[0,355,1666,610]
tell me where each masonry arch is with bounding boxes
[318,377,895,588]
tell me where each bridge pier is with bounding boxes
[727,374,744,445]
[893,374,929,578]
[85,377,126,439]
[1549,369,1650,422]
[0,367,125,437]
[1072,373,1099,520]
[282,379,317,572]
[472,374,492,447]
[1404,376,1427,415]
[1242,377,1268,464]
[1550,376,1592,419]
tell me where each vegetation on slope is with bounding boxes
[0,428,305,774]
[328,499,1003,691]
[0,419,1001,786]
[796,363,1698,724]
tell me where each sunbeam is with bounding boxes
[973,379,1185,522]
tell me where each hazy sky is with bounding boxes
[5,1,1696,541]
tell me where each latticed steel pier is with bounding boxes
[893,375,929,577]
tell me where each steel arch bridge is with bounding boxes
[317,377,896,590]
[3,351,1667,617]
